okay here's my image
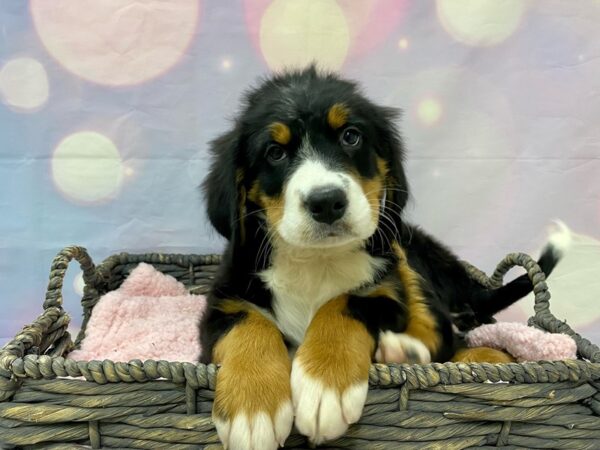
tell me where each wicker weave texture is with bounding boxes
[0,246,599,449]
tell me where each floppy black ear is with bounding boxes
[373,106,409,217]
[203,126,243,241]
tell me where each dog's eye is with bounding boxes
[340,127,362,148]
[266,144,287,163]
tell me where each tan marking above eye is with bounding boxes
[327,103,349,129]
[269,122,291,145]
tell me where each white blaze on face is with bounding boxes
[277,158,376,247]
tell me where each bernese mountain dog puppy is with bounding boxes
[199,66,567,449]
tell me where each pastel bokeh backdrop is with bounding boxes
[1,0,599,346]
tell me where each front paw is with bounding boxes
[213,367,293,450]
[291,358,368,445]
[374,331,431,364]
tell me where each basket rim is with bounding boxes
[3,351,600,391]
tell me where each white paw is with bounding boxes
[213,401,293,450]
[291,360,367,445]
[374,331,431,364]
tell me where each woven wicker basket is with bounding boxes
[1,246,599,449]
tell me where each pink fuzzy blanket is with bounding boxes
[466,322,577,362]
[70,263,577,363]
[68,263,206,362]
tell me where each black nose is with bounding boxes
[305,187,348,225]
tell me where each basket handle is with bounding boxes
[463,252,552,314]
[474,252,600,362]
[44,246,102,310]
[486,252,552,316]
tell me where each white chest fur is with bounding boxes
[258,243,386,346]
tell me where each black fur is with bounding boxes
[203,128,242,240]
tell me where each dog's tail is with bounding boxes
[471,221,572,319]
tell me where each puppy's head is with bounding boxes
[204,67,408,249]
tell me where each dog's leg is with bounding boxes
[451,346,515,363]
[347,289,433,365]
[370,244,445,364]
[209,300,293,450]
[291,295,374,445]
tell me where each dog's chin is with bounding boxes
[277,221,377,250]
[295,234,361,249]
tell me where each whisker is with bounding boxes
[376,215,398,251]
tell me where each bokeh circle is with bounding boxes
[259,0,350,71]
[30,0,200,86]
[437,0,527,47]
[0,57,49,110]
[52,131,124,204]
